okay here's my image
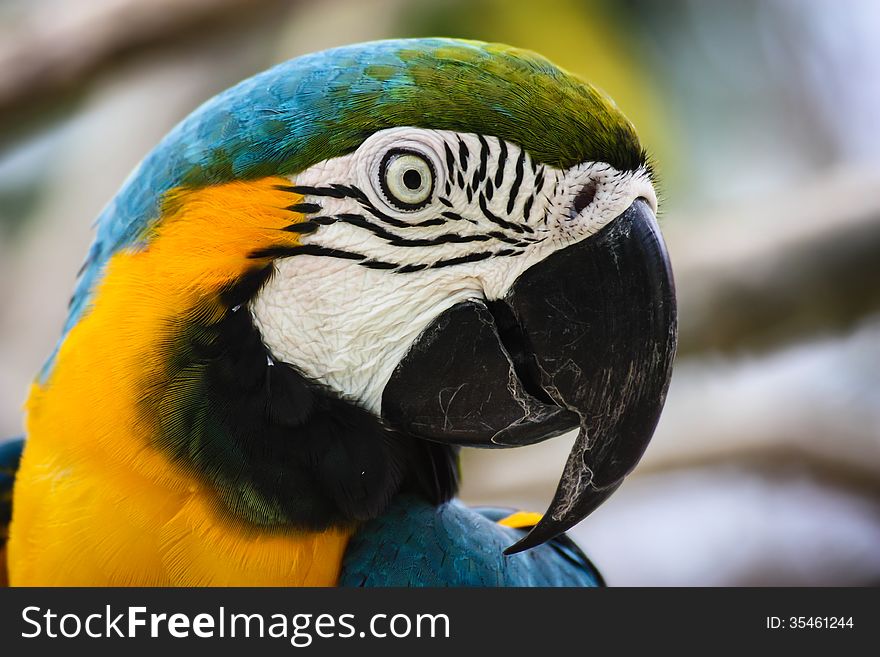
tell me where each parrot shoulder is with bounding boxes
[339,495,603,587]
[0,436,25,587]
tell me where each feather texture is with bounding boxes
[50,38,643,380]
[340,495,602,587]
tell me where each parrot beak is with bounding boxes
[381,198,677,551]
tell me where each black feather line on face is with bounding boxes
[141,268,459,531]
[475,135,489,186]
[271,134,549,272]
[507,149,526,216]
[495,138,508,188]
[478,193,525,234]
[443,142,456,173]
[523,196,534,222]
[456,135,470,171]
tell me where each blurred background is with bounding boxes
[1,0,878,585]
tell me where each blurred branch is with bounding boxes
[0,0,289,127]
[646,315,880,477]
[464,446,880,514]
[667,167,880,355]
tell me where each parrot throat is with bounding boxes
[146,266,460,532]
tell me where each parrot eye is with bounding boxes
[379,149,435,211]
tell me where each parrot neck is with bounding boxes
[16,268,353,584]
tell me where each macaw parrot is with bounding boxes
[1,38,676,586]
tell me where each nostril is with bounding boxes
[572,181,598,216]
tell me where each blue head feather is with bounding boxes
[45,37,641,379]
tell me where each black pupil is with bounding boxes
[402,169,422,191]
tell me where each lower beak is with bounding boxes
[382,199,677,552]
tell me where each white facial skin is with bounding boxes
[251,127,656,413]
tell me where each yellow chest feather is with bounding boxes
[8,178,350,586]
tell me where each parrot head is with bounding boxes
[43,38,676,553]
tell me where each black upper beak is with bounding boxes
[381,199,677,552]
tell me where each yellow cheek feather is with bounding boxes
[8,177,350,586]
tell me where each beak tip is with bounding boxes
[503,532,540,556]
[502,478,624,554]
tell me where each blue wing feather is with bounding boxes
[340,495,603,587]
